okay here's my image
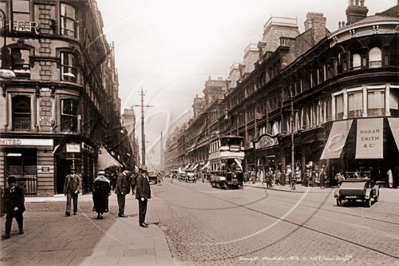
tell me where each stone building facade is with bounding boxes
[165,2,399,187]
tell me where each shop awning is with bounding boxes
[191,164,198,171]
[388,117,399,149]
[202,161,210,170]
[320,120,353,160]
[356,118,383,159]
[98,147,122,170]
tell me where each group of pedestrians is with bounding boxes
[91,165,151,228]
[242,165,328,190]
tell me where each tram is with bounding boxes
[208,136,245,189]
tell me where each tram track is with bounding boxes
[171,181,399,226]
[166,181,399,260]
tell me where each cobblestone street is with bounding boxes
[153,180,399,266]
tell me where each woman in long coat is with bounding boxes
[93,170,111,219]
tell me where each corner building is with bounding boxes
[0,0,128,196]
[165,2,399,187]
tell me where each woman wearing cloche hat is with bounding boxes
[92,170,111,219]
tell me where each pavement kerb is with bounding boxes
[4,192,176,266]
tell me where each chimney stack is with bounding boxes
[304,12,327,45]
[346,0,368,26]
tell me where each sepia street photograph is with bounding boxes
[0,0,398,265]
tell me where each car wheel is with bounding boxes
[336,198,341,206]
[366,199,371,207]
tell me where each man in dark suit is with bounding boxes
[136,165,151,228]
[115,169,131,217]
[2,176,25,239]
[63,167,81,216]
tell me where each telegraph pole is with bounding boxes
[160,131,164,171]
[132,88,152,166]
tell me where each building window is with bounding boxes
[12,95,31,130]
[12,0,30,26]
[368,89,384,116]
[60,52,77,82]
[61,99,79,132]
[369,47,382,68]
[336,94,344,120]
[390,89,398,117]
[348,91,363,118]
[389,39,398,66]
[11,48,30,78]
[351,53,361,70]
[60,3,76,38]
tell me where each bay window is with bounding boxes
[336,94,344,120]
[61,99,79,132]
[61,52,77,82]
[60,3,76,38]
[368,89,385,116]
[348,91,363,118]
[390,89,398,117]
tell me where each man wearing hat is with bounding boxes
[115,169,131,217]
[2,176,25,239]
[63,167,81,216]
[136,165,151,228]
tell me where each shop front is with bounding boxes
[54,140,97,195]
[320,118,399,187]
[0,138,54,196]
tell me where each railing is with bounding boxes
[14,174,37,196]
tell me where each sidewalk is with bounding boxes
[0,192,175,266]
[244,182,333,193]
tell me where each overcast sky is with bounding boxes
[95,0,396,170]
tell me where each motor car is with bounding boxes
[334,178,379,207]
[148,172,158,185]
[185,171,196,183]
[164,171,170,179]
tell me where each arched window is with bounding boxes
[351,54,361,70]
[369,47,382,68]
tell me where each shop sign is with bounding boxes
[67,143,81,153]
[254,134,278,150]
[0,138,53,146]
[355,118,383,159]
[82,142,94,153]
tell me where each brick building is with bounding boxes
[0,0,132,196]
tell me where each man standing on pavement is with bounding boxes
[63,167,81,216]
[115,169,131,217]
[131,168,138,195]
[2,176,25,239]
[136,165,151,228]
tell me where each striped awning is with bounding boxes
[320,120,353,160]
